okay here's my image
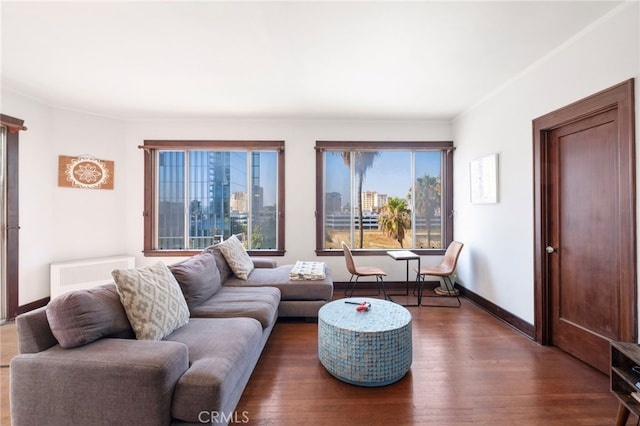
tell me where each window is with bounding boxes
[315,141,453,255]
[142,140,285,256]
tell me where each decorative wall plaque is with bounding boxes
[58,155,114,189]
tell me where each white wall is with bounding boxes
[452,1,640,323]
[3,91,128,304]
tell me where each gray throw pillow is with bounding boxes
[204,245,235,282]
[46,284,133,349]
[169,252,221,310]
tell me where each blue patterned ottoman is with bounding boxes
[318,297,412,386]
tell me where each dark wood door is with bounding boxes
[548,109,620,372]
[534,79,636,374]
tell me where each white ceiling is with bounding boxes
[0,1,624,121]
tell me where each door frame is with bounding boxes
[533,79,637,346]
[0,114,26,320]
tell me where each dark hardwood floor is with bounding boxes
[239,296,630,425]
[0,296,634,425]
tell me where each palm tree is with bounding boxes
[340,151,379,248]
[378,197,412,248]
[415,174,441,247]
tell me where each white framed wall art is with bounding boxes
[470,153,498,204]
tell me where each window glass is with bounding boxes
[318,142,452,253]
[324,153,351,249]
[414,151,442,249]
[157,151,185,250]
[249,152,278,249]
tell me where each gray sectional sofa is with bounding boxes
[10,246,333,426]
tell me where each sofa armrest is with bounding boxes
[11,338,188,426]
[15,306,58,354]
[251,257,277,268]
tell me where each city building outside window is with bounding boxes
[141,140,284,256]
[315,141,453,255]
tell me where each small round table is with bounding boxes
[318,297,412,386]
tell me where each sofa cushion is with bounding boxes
[45,284,133,349]
[169,252,221,309]
[166,317,263,423]
[189,286,280,329]
[252,257,277,268]
[112,262,190,341]
[216,235,254,280]
[225,264,334,301]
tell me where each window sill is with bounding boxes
[315,249,446,256]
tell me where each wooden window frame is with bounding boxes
[314,140,454,256]
[141,140,285,257]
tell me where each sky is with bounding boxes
[325,150,441,203]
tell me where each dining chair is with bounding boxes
[415,240,464,307]
[342,241,388,299]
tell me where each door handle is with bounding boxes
[546,246,556,254]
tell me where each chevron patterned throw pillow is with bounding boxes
[217,235,254,280]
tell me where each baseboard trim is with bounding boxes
[333,280,439,291]
[18,297,49,316]
[333,281,535,339]
[457,285,535,339]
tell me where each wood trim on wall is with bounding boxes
[457,286,535,339]
[1,114,25,320]
[5,128,19,319]
[0,114,27,133]
[18,297,49,316]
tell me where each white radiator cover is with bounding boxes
[50,255,135,299]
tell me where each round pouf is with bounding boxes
[318,297,412,387]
